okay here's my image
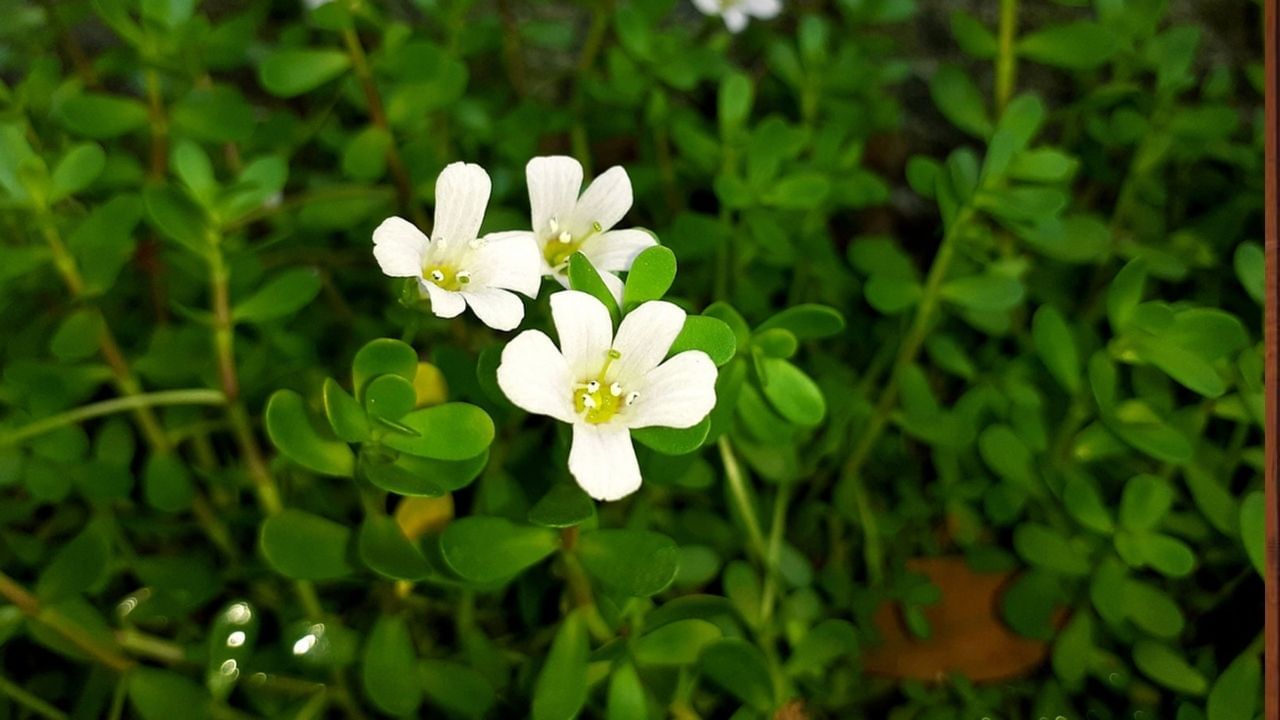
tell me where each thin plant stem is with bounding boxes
[0,389,225,446]
[995,0,1019,112]
[0,572,134,673]
[0,673,67,720]
[717,437,768,562]
[758,484,790,626]
[558,527,614,641]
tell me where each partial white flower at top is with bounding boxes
[373,162,541,331]
[692,0,781,33]
[513,156,657,302]
[497,290,717,501]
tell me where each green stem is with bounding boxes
[995,0,1019,112]
[758,484,790,626]
[717,437,768,562]
[0,674,67,720]
[559,528,614,642]
[0,572,134,673]
[0,390,225,446]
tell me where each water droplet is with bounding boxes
[219,659,239,680]
[225,602,252,625]
[226,630,246,648]
[292,634,318,656]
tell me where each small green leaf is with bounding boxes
[143,453,194,512]
[352,338,418,400]
[698,639,775,711]
[1234,241,1264,304]
[669,315,737,366]
[260,509,352,580]
[420,660,496,719]
[758,358,825,427]
[342,126,392,182]
[605,662,648,720]
[362,615,423,716]
[58,93,149,139]
[258,49,352,97]
[1032,305,1080,393]
[982,94,1045,182]
[322,378,370,443]
[528,483,596,528]
[265,390,355,477]
[1062,474,1114,534]
[756,304,846,340]
[143,185,208,255]
[950,11,997,57]
[363,374,417,423]
[129,669,212,720]
[232,268,322,323]
[36,521,110,602]
[940,274,1025,313]
[785,618,859,676]
[1013,523,1091,576]
[577,529,679,597]
[632,417,711,455]
[440,516,558,583]
[1120,474,1173,531]
[718,71,753,131]
[380,403,495,460]
[532,612,588,720]
[865,274,921,314]
[568,252,620,323]
[358,514,432,581]
[1108,259,1147,332]
[1019,21,1120,69]
[1051,612,1092,689]
[633,618,722,666]
[1240,491,1264,575]
[171,140,217,204]
[622,245,676,308]
[50,143,106,201]
[1207,648,1261,720]
[50,309,103,361]
[1133,641,1208,696]
[930,65,992,137]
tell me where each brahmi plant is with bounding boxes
[0,0,1265,718]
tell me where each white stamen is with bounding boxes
[609,382,622,397]
[581,394,597,409]
[430,270,445,282]
[586,380,600,393]
[558,231,573,244]
[625,391,640,406]
[456,270,471,284]
[548,216,560,234]
[468,238,485,249]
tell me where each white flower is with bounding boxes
[692,0,781,33]
[509,156,657,302]
[373,162,541,331]
[497,290,717,501]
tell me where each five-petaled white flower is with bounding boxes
[372,162,541,331]
[513,156,657,302]
[497,290,717,501]
[692,0,781,33]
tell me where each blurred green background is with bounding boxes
[0,0,1266,718]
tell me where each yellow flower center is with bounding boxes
[422,264,470,292]
[543,219,603,269]
[570,349,639,425]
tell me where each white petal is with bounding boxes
[723,8,748,32]
[599,271,625,305]
[625,351,718,429]
[423,281,466,318]
[610,300,686,383]
[527,156,583,238]
[462,287,525,331]
[569,166,632,237]
[472,231,543,297]
[745,0,781,18]
[550,290,614,378]
[497,330,577,423]
[580,229,658,273]
[372,217,427,277]
[433,162,490,243]
[569,423,641,501]
[691,0,721,15]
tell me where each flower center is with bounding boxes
[542,217,604,269]
[422,263,471,292]
[571,349,639,425]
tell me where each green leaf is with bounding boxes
[1133,641,1208,696]
[129,669,212,720]
[669,315,737,366]
[380,403,495,460]
[577,529,679,597]
[58,93,149,138]
[259,509,352,580]
[322,378,370,443]
[785,618,859,676]
[1207,648,1261,720]
[605,662,648,720]
[632,417,711,455]
[440,516,558,583]
[171,140,217,205]
[352,338,418,400]
[753,328,798,359]
[1120,474,1172,531]
[420,660,496,719]
[362,615,423,716]
[759,358,825,426]
[930,65,992,137]
[371,452,487,496]
[1032,305,1081,393]
[568,252,620,323]
[865,274,921,314]
[36,520,110,602]
[1121,579,1185,638]
[978,424,1035,486]
[258,49,352,97]
[940,274,1025,312]
[633,618,722,666]
[532,612,589,720]
[718,71,753,131]
[358,515,432,581]
[50,309,104,361]
[528,483,596,528]
[363,374,417,423]
[342,126,391,182]
[756,304,846,340]
[1062,474,1114,534]
[1240,491,1264,575]
[1052,612,1092,689]
[982,94,1045,182]
[1013,523,1091,576]
[698,639,775,712]
[951,11,997,58]
[1234,241,1264,304]
[50,143,106,202]
[1108,259,1147,332]
[1130,531,1195,578]
[143,185,208,255]
[232,268,322,323]
[265,390,355,477]
[622,245,676,308]
[1019,21,1120,69]
[143,453,194,512]
[762,172,830,209]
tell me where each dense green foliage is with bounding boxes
[0,0,1265,718]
